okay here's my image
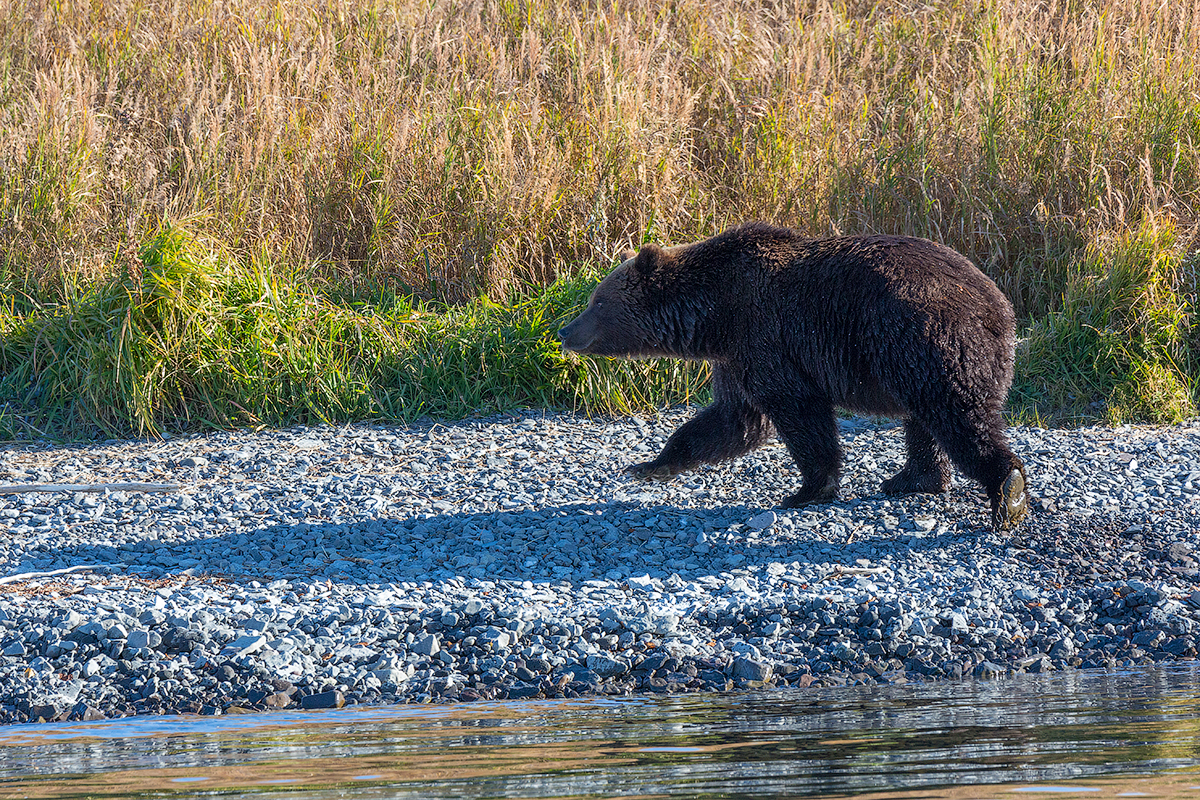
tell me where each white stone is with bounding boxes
[222,635,267,658]
[748,511,777,530]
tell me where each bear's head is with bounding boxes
[557,244,676,358]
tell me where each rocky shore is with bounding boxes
[1,411,1198,724]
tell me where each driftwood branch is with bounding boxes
[0,564,115,586]
[0,482,181,495]
[819,565,891,582]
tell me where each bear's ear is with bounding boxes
[617,248,637,263]
[632,243,663,276]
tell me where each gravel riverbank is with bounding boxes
[1,411,1199,724]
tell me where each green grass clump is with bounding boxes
[0,222,708,438]
[1012,216,1197,426]
[374,277,708,423]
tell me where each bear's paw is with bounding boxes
[625,462,677,481]
[780,479,839,509]
[993,468,1029,531]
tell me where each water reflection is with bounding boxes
[0,665,1199,798]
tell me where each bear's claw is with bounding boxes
[993,468,1028,531]
[626,462,676,481]
[780,491,837,509]
[780,478,839,509]
[880,468,950,496]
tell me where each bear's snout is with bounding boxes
[557,316,592,353]
[557,321,577,344]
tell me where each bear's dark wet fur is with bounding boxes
[558,222,1029,530]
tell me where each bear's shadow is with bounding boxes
[44,496,986,588]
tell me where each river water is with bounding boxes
[2,665,1199,799]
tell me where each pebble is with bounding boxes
[0,411,1197,723]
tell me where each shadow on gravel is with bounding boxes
[44,495,994,587]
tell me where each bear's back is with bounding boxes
[680,226,1014,411]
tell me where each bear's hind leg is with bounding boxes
[881,419,951,496]
[627,371,770,481]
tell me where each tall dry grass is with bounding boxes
[3,0,1197,309]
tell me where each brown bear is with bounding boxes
[558,222,1028,530]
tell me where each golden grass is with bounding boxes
[2,0,1196,309]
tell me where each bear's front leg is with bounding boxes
[762,398,841,508]
[627,371,770,481]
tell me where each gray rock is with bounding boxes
[1133,629,1165,648]
[733,657,773,682]
[412,634,440,657]
[830,642,857,662]
[1048,638,1075,660]
[373,668,410,685]
[222,635,267,658]
[908,618,931,637]
[301,690,345,709]
[1025,656,1054,674]
[748,511,777,530]
[974,661,1005,679]
[586,654,630,678]
[126,630,153,649]
[479,628,511,650]
[138,610,166,627]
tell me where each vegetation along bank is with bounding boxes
[2,0,1199,438]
